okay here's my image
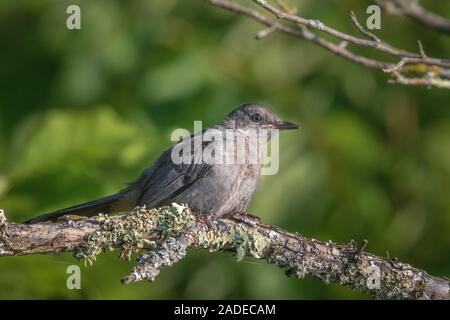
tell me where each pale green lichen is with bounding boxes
[230,226,268,261]
[157,203,193,236]
[74,204,192,266]
[197,230,233,251]
[279,241,429,300]
[196,223,268,262]
[74,203,267,271]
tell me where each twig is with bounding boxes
[417,40,427,59]
[376,0,450,35]
[358,239,369,255]
[207,0,450,89]
[255,25,277,39]
[1,205,449,299]
[350,10,381,43]
[274,0,296,15]
[389,71,450,89]
[250,0,449,66]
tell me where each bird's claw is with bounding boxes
[231,212,261,226]
[198,213,229,230]
[57,214,87,223]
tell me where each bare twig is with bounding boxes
[350,10,381,43]
[389,71,450,89]
[207,0,450,89]
[1,205,449,299]
[417,40,427,59]
[255,25,277,39]
[376,0,450,35]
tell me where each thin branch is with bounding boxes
[207,0,450,89]
[389,71,450,89]
[250,0,449,66]
[1,205,449,299]
[417,40,427,59]
[350,10,381,43]
[255,25,277,39]
[376,0,450,35]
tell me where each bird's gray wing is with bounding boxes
[135,137,212,208]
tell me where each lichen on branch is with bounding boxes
[0,204,449,299]
[207,0,450,89]
[73,204,193,265]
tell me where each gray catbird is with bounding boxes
[25,103,298,224]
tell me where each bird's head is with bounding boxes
[221,103,299,131]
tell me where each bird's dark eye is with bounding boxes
[252,113,262,123]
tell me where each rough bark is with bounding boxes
[0,206,448,299]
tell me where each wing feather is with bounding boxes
[135,133,211,207]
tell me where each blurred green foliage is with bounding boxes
[0,0,449,299]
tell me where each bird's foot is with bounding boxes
[231,212,261,226]
[199,213,228,230]
[57,214,88,223]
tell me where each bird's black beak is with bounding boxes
[277,121,299,130]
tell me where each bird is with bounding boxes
[24,103,298,224]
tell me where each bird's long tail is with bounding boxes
[24,192,127,224]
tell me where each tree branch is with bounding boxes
[207,0,450,89]
[376,0,450,35]
[0,205,448,299]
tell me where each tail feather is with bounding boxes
[24,192,125,224]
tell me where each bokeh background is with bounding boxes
[0,0,449,299]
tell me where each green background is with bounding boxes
[0,0,449,299]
